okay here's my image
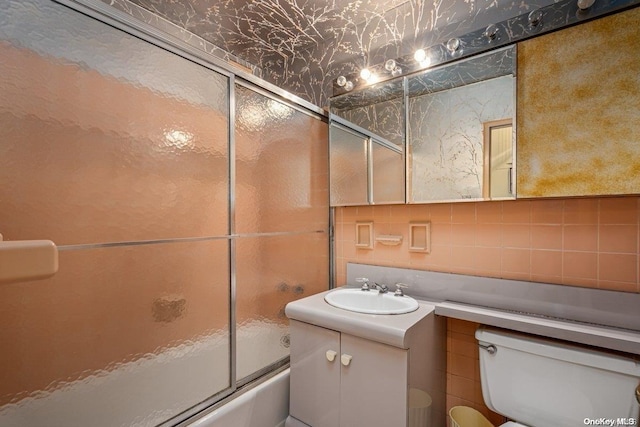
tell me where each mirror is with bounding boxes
[407,46,516,203]
[328,46,516,206]
[329,79,405,206]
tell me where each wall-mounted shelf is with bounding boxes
[409,222,431,253]
[355,222,374,249]
[375,235,403,246]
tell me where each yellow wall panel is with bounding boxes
[517,7,640,197]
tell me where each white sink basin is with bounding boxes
[324,288,419,315]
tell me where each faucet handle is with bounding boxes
[394,283,409,297]
[355,277,370,291]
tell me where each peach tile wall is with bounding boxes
[447,318,505,426]
[334,197,640,293]
[335,197,640,425]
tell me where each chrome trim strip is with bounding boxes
[330,114,399,151]
[235,79,327,122]
[157,387,236,427]
[229,76,238,389]
[236,357,290,388]
[329,208,336,290]
[404,76,410,203]
[52,0,327,117]
[57,230,326,252]
[367,137,374,204]
[57,235,231,251]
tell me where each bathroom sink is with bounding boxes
[324,288,419,315]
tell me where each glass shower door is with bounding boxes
[0,0,232,425]
[234,84,330,383]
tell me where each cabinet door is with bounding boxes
[339,334,408,427]
[289,320,341,427]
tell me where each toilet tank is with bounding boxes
[476,328,640,427]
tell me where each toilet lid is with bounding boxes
[501,422,528,427]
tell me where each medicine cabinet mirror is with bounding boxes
[407,46,516,203]
[328,46,515,206]
[329,78,405,206]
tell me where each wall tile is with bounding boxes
[334,196,640,292]
[531,199,564,224]
[564,198,599,224]
[599,225,638,254]
[563,225,598,252]
[531,225,563,250]
[502,200,531,224]
[599,253,637,283]
[600,198,638,225]
[563,251,598,280]
[502,224,531,248]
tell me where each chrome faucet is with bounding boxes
[371,283,389,293]
[355,278,388,293]
[394,283,409,297]
[355,277,371,291]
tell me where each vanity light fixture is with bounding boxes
[414,49,432,68]
[577,0,596,10]
[335,74,354,92]
[384,59,397,71]
[385,59,403,77]
[332,0,620,97]
[446,38,461,55]
[528,9,543,27]
[484,24,499,41]
[391,66,403,77]
[414,49,427,62]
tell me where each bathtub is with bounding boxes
[186,369,289,427]
[0,321,290,427]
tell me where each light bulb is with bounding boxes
[446,38,460,54]
[384,59,397,71]
[414,49,427,63]
[336,76,347,87]
[528,9,543,27]
[344,81,354,91]
[360,68,372,81]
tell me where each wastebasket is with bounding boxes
[449,406,494,427]
[408,388,432,427]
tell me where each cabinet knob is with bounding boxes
[341,354,353,366]
[326,350,337,362]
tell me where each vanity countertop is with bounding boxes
[435,301,640,355]
[285,289,437,349]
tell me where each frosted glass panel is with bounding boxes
[372,141,404,204]
[235,232,329,381]
[0,0,229,245]
[329,124,369,206]
[0,240,230,427]
[235,85,328,233]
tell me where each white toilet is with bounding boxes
[476,327,640,427]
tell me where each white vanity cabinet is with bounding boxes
[289,320,408,427]
[285,289,446,427]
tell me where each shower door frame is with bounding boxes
[47,0,331,425]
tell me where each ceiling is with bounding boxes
[126,0,427,66]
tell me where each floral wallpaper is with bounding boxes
[100,0,555,107]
